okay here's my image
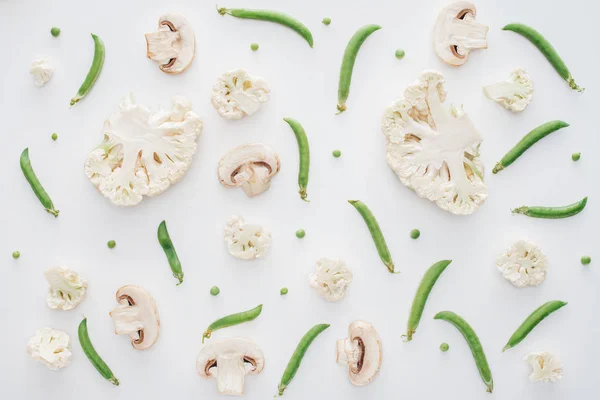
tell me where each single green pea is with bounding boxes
[210,286,220,296]
[250,43,259,51]
[280,287,288,295]
[440,342,449,352]
[581,256,591,265]
[295,229,306,239]
[322,17,331,26]
[332,150,341,158]
[572,152,581,161]
[50,27,61,37]
[410,229,420,239]
[51,133,58,141]
[12,251,20,259]
[395,49,406,59]
[107,240,116,249]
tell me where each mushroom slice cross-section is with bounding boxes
[433,2,488,66]
[336,321,382,386]
[145,13,196,74]
[218,143,281,197]
[196,337,265,395]
[109,286,160,350]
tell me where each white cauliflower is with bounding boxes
[44,266,88,310]
[381,70,487,215]
[211,69,270,119]
[224,215,271,260]
[524,352,563,383]
[483,68,533,113]
[30,58,54,86]
[309,258,353,302]
[496,240,547,288]
[84,94,203,206]
[27,327,72,370]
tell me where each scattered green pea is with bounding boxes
[322,17,331,26]
[296,229,305,239]
[107,240,116,249]
[250,43,259,51]
[581,256,591,265]
[572,152,581,161]
[395,49,405,59]
[410,229,420,239]
[440,342,449,352]
[210,286,220,296]
[51,133,58,141]
[12,251,20,259]
[332,149,341,158]
[280,287,289,295]
[50,27,61,37]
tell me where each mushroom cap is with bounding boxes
[145,13,195,74]
[111,285,160,350]
[217,143,281,197]
[336,321,382,386]
[197,338,264,378]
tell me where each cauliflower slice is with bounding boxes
[27,327,72,370]
[524,352,563,383]
[224,215,271,260]
[44,266,88,310]
[211,69,270,119]
[309,258,353,302]
[496,240,547,288]
[30,58,54,86]
[381,70,487,215]
[84,94,203,206]
[483,68,533,113]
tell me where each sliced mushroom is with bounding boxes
[109,286,160,350]
[433,2,488,66]
[145,14,195,74]
[336,321,382,386]
[218,143,281,197]
[196,337,264,395]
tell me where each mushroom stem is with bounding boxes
[214,356,247,395]
[110,304,143,338]
[336,338,361,366]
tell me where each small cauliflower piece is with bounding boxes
[30,58,54,86]
[27,327,72,370]
[496,240,547,288]
[44,266,88,310]
[211,69,270,119]
[381,70,487,215]
[224,216,271,260]
[84,94,203,206]
[309,258,353,302]
[483,68,533,113]
[524,352,563,383]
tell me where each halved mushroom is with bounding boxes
[196,337,264,395]
[145,14,195,74]
[336,321,382,386]
[433,2,488,66]
[218,143,281,197]
[109,286,160,350]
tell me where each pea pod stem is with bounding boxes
[283,118,310,201]
[157,220,184,285]
[78,318,119,386]
[512,197,587,219]
[70,34,105,106]
[20,148,59,217]
[202,304,263,343]
[502,300,567,352]
[493,120,569,174]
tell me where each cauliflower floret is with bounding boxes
[309,258,353,302]
[496,240,547,288]
[224,215,271,260]
[381,70,487,215]
[524,352,563,383]
[27,327,72,370]
[44,266,88,310]
[84,94,202,206]
[30,58,54,86]
[483,68,533,113]
[211,68,270,120]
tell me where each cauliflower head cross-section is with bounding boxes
[483,68,533,113]
[85,94,203,206]
[224,216,272,260]
[382,71,487,215]
[44,266,88,311]
[496,240,547,288]
[309,258,353,302]
[27,327,72,370]
[524,352,563,383]
[211,69,270,120]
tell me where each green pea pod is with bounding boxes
[157,220,184,285]
[202,304,263,343]
[283,117,310,201]
[78,318,119,386]
[70,33,105,106]
[20,148,59,217]
[512,197,587,219]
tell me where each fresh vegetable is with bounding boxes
[157,220,184,285]
[295,229,305,238]
[440,343,450,352]
[109,286,160,350]
[212,69,270,119]
[250,43,259,51]
[581,256,591,265]
[336,321,382,386]
[210,286,220,296]
[78,318,119,385]
[410,229,420,239]
[44,266,88,310]
[309,258,353,301]
[512,197,587,219]
[332,149,341,158]
[322,17,331,25]
[50,27,61,37]
[12,251,20,259]
[27,327,72,370]
[280,287,288,295]
[572,152,581,161]
[483,68,533,113]
[496,240,547,288]
[145,14,195,74]
[51,133,58,141]
[524,352,563,383]
[224,215,272,260]
[284,117,311,201]
[70,34,105,106]
[20,148,59,217]
[30,58,54,86]
[395,49,405,59]
[202,304,263,343]
[107,240,116,249]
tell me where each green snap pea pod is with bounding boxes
[217,6,313,47]
[348,200,396,273]
[492,120,569,174]
[502,23,583,92]
[512,196,587,219]
[336,24,382,114]
[202,304,263,343]
[78,318,119,386]
[20,148,59,217]
[70,33,105,106]
[277,323,330,396]
[157,220,184,285]
[434,311,493,393]
[403,260,452,341]
[502,300,567,352]
[283,118,310,201]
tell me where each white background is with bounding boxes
[0,0,597,399]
